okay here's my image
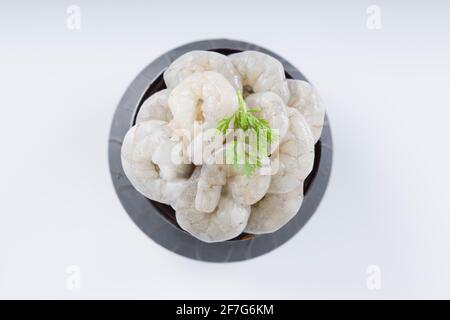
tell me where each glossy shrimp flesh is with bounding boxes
[245,91,289,153]
[195,164,227,213]
[174,168,250,243]
[227,169,271,206]
[168,71,239,135]
[121,120,193,205]
[136,89,172,124]
[230,50,289,102]
[164,50,242,90]
[287,80,325,143]
[245,186,303,234]
[267,108,315,194]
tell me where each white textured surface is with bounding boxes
[1,0,450,299]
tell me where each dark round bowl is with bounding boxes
[108,39,333,262]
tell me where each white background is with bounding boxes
[1,0,450,299]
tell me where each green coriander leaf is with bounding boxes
[215,90,278,177]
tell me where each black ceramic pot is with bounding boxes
[108,39,333,262]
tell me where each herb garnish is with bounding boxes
[216,91,277,177]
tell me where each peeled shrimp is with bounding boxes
[268,108,315,194]
[287,80,325,143]
[187,129,225,166]
[164,50,242,90]
[230,51,289,102]
[203,141,271,206]
[245,92,289,153]
[168,71,239,134]
[245,186,303,234]
[136,89,172,124]
[227,170,271,206]
[174,168,250,243]
[121,120,192,205]
[195,164,227,213]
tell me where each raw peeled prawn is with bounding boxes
[187,129,225,166]
[168,71,239,134]
[121,120,192,205]
[136,89,172,124]
[267,108,315,194]
[287,80,325,143]
[207,142,271,206]
[245,92,289,153]
[230,51,289,102]
[164,50,242,90]
[227,170,271,206]
[195,164,227,213]
[239,108,310,236]
[245,186,303,234]
[174,168,251,243]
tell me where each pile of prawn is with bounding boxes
[121,50,325,243]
